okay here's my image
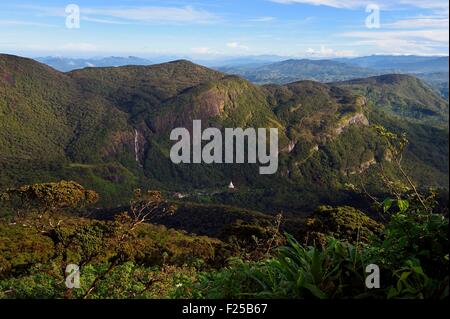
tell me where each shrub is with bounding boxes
[0,181,99,215]
[303,205,383,245]
[190,203,449,300]
[365,204,449,298]
[191,234,368,299]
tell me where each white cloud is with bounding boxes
[82,16,132,25]
[248,16,276,22]
[270,0,368,9]
[226,42,250,50]
[341,29,449,54]
[271,0,449,11]
[387,16,449,29]
[82,6,218,24]
[0,19,57,27]
[16,5,66,17]
[398,0,449,11]
[305,45,356,57]
[17,5,219,24]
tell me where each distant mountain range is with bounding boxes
[35,55,449,99]
[1,54,448,213]
[339,56,449,98]
[217,59,380,84]
[336,55,449,73]
[36,56,153,72]
[215,55,449,99]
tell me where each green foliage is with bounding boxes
[366,209,448,281]
[387,259,447,299]
[304,205,383,245]
[0,261,198,299]
[0,181,99,214]
[0,224,54,278]
[0,271,60,299]
[187,200,448,300]
[64,163,138,207]
[0,213,228,298]
[191,235,367,299]
[417,72,449,99]
[70,262,198,299]
[0,195,448,299]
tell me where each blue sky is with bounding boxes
[0,0,448,58]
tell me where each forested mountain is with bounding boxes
[217,59,379,84]
[216,56,449,99]
[35,55,449,99]
[1,54,448,300]
[339,55,449,99]
[333,74,448,126]
[0,54,448,213]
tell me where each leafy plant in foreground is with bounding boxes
[191,234,368,299]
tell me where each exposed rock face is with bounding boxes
[134,129,140,164]
[135,129,146,165]
[287,140,296,153]
[0,70,15,86]
[356,96,367,108]
[334,113,369,135]
[342,157,377,176]
[197,88,227,118]
[102,130,134,159]
[102,129,146,164]
[359,158,377,172]
[134,129,146,166]
[150,88,229,133]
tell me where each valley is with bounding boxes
[0,54,448,214]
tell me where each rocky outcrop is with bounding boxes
[102,130,133,159]
[342,157,377,176]
[102,129,146,165]
[287,140,296,153]
[334,113,369,135]
[197,88,227,118]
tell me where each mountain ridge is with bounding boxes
[0,54,448,212]
[218,58,379,84]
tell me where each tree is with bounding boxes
[0,181,99,230]
[81,189,175,299]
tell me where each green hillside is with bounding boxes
[0,54,448,213]
[334,74,449,127]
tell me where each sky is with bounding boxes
[0,0,448,59]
